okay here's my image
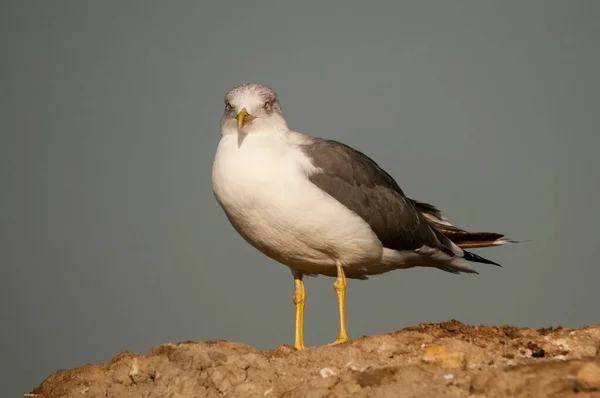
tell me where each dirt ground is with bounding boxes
[28,320,600,397]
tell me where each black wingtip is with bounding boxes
[462,250,502,267]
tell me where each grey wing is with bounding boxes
[302,138,458,254]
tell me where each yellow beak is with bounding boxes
[237,108,256,129]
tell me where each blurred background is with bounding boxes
[2,1,599,396]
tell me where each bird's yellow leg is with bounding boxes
[330,263,349,345]
[293,276,306,350]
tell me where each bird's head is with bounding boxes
[220,83,288,136]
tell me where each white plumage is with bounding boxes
[212,130,383,275]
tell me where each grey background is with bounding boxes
[2,0,599,395]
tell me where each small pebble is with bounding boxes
[320,367,337,378]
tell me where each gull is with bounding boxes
[212,83,517,350]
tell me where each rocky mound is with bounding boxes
[28,320,600,397]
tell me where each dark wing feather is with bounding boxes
[411,198,512,256]
[301,138,456,253]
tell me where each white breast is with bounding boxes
[211,132,382,273]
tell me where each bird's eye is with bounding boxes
[225,102,232,111]
[263,100,272,109]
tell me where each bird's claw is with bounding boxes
[329,336,349,346]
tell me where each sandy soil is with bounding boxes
[28,320,600,397]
